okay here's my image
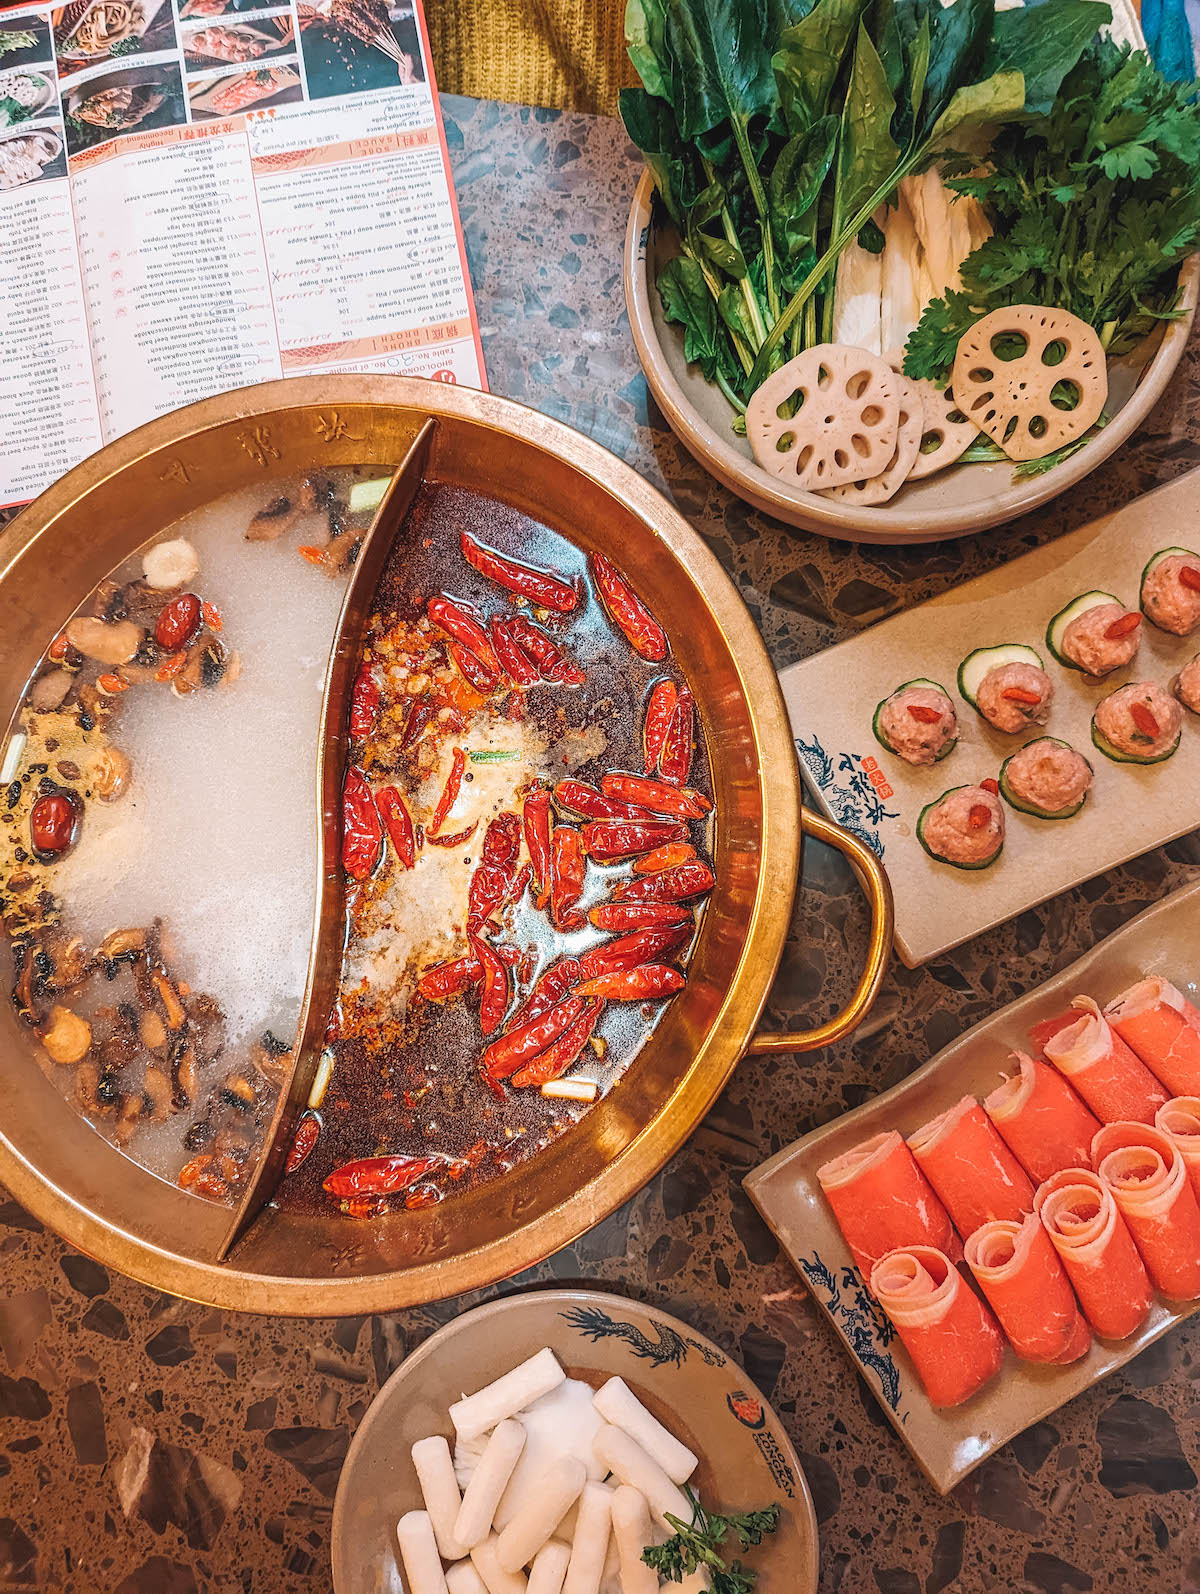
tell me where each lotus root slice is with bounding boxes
[821,373,924,505]
[746,344,901,491]
[951,306,1107,462]
[884,350,979,481]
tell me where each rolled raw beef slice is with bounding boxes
[817,1129,962,1279]
[964,1214,1091,1365]
[1156,1097,1200,1201]
[1042,997,1168,1125]
[984,1051,1100,1184]
[1036,1169,1153,1340]
[908,1096,1035,1238]
[1092,1122,1200,1301]
[1105,978,1200,1098]
[869,1245,1006,1408]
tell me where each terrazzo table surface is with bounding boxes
[3,95,1200,1594]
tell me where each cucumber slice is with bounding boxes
[957,644,1046,711]
[1140,546,1200,632]
[1045,591,1122,671]
[1091,720,1182,766]
[998,737,1093,819]
[872,679,957,761]
[916,785,1005,870]
[349,477,391,515]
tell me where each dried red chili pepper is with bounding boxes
[550,826,586,930]
[523,786,553,907]
[906,704,943,724]
[417,953,483,1001]
[349,664,380,740]
[285,1115,320,1174]
[491,617,541,688]
[342,765,382,880]
[155,592,201,651]
[481,995,588,1080]
[448,641,500,695]
[588,902,692,931]
[658,686,695,785]
[376,785,416,869]
[980,778,1000,795]
[968,804,992,830]
[401,700,434,750]
[553,780,650,822]
[633,842,697,875]
[427,595,501,674]
[30,791,78,857]
[461,530,579,612]
[590,553,667,661]
[506,615,586,686]
[471,933,510,1037]
[1130,701,1161,738]
[581,819,689,862]
[613,860,715,903]
[575,965,685,1000]
[323,1154,443,1198]
[427,822,479,847]
[643,679,678,775]
[601,773,712,819]
[510,956,582,1029]
[1181,566,1200,593]
[511,1000,604,1088]
[1104,612,1141,641]
[1001,687,1043,705]
[468,812,522,926]
[577,924,689,981]
[428,746,467,836]
[298,545,334,569]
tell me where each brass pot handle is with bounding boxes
[747,804,894,1056]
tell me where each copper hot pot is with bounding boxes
[0,378,891,1314]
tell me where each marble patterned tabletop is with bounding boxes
[3,95,1200,1594]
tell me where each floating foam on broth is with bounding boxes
[51,479,350,1050]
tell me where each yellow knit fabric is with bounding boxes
[424,0,635,116]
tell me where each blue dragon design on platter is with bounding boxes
[560,1305,725,1367]
[793,733,898,858]
[798,1254,906,1415]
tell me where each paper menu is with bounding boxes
[0,0,485,510]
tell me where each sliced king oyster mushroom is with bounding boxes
[951,305,1107,462]
[820,371,923,505]
[746,343,900,492]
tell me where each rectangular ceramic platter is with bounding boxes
[778,468,1200,968]
[744,879,1200,1495]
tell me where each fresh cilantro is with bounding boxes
[905,39,1200,383]
[642,1490,782,1589]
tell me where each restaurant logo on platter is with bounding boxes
[727,1390,765,1430]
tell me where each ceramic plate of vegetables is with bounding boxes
[331,1287,818,1594]
[622,0,1199,542]
[777,470,1200,966]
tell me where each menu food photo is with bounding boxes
[1,1,1199,1591]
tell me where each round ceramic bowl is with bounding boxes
[625,170,1199,545]
[331,1287,818,1594]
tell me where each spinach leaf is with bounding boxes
[837,22,899,221]
[658,255,723,374]
[769,114,838,257]
[772,0,865,132]
[758,0,816,48]
[981,0,1108,114]
[626,0,675,103]
[920,0,993,139]
[664,0,777,140]
[930,68,1024,142]
[620,86,692,223]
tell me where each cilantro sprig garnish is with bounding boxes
[642,1488,782,1592]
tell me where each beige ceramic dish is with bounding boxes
[331,1287,818,1593]
[744,878,1200,1494]
[624,175,1199,544]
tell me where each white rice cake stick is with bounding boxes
[412,1435,469,1561]
[610,1486,658,1594]
[451,1350,565,1441]
[592,1426,691,1531]
[470,1535,529,1594]
[562,1483,613,1594]
[526,1541,571,1594]
[497,1458,587,1573]
[592,1379,697,1485]
[396,1511,449,1594]
[446,1563,489,1594]
[455,1420,526,1550]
